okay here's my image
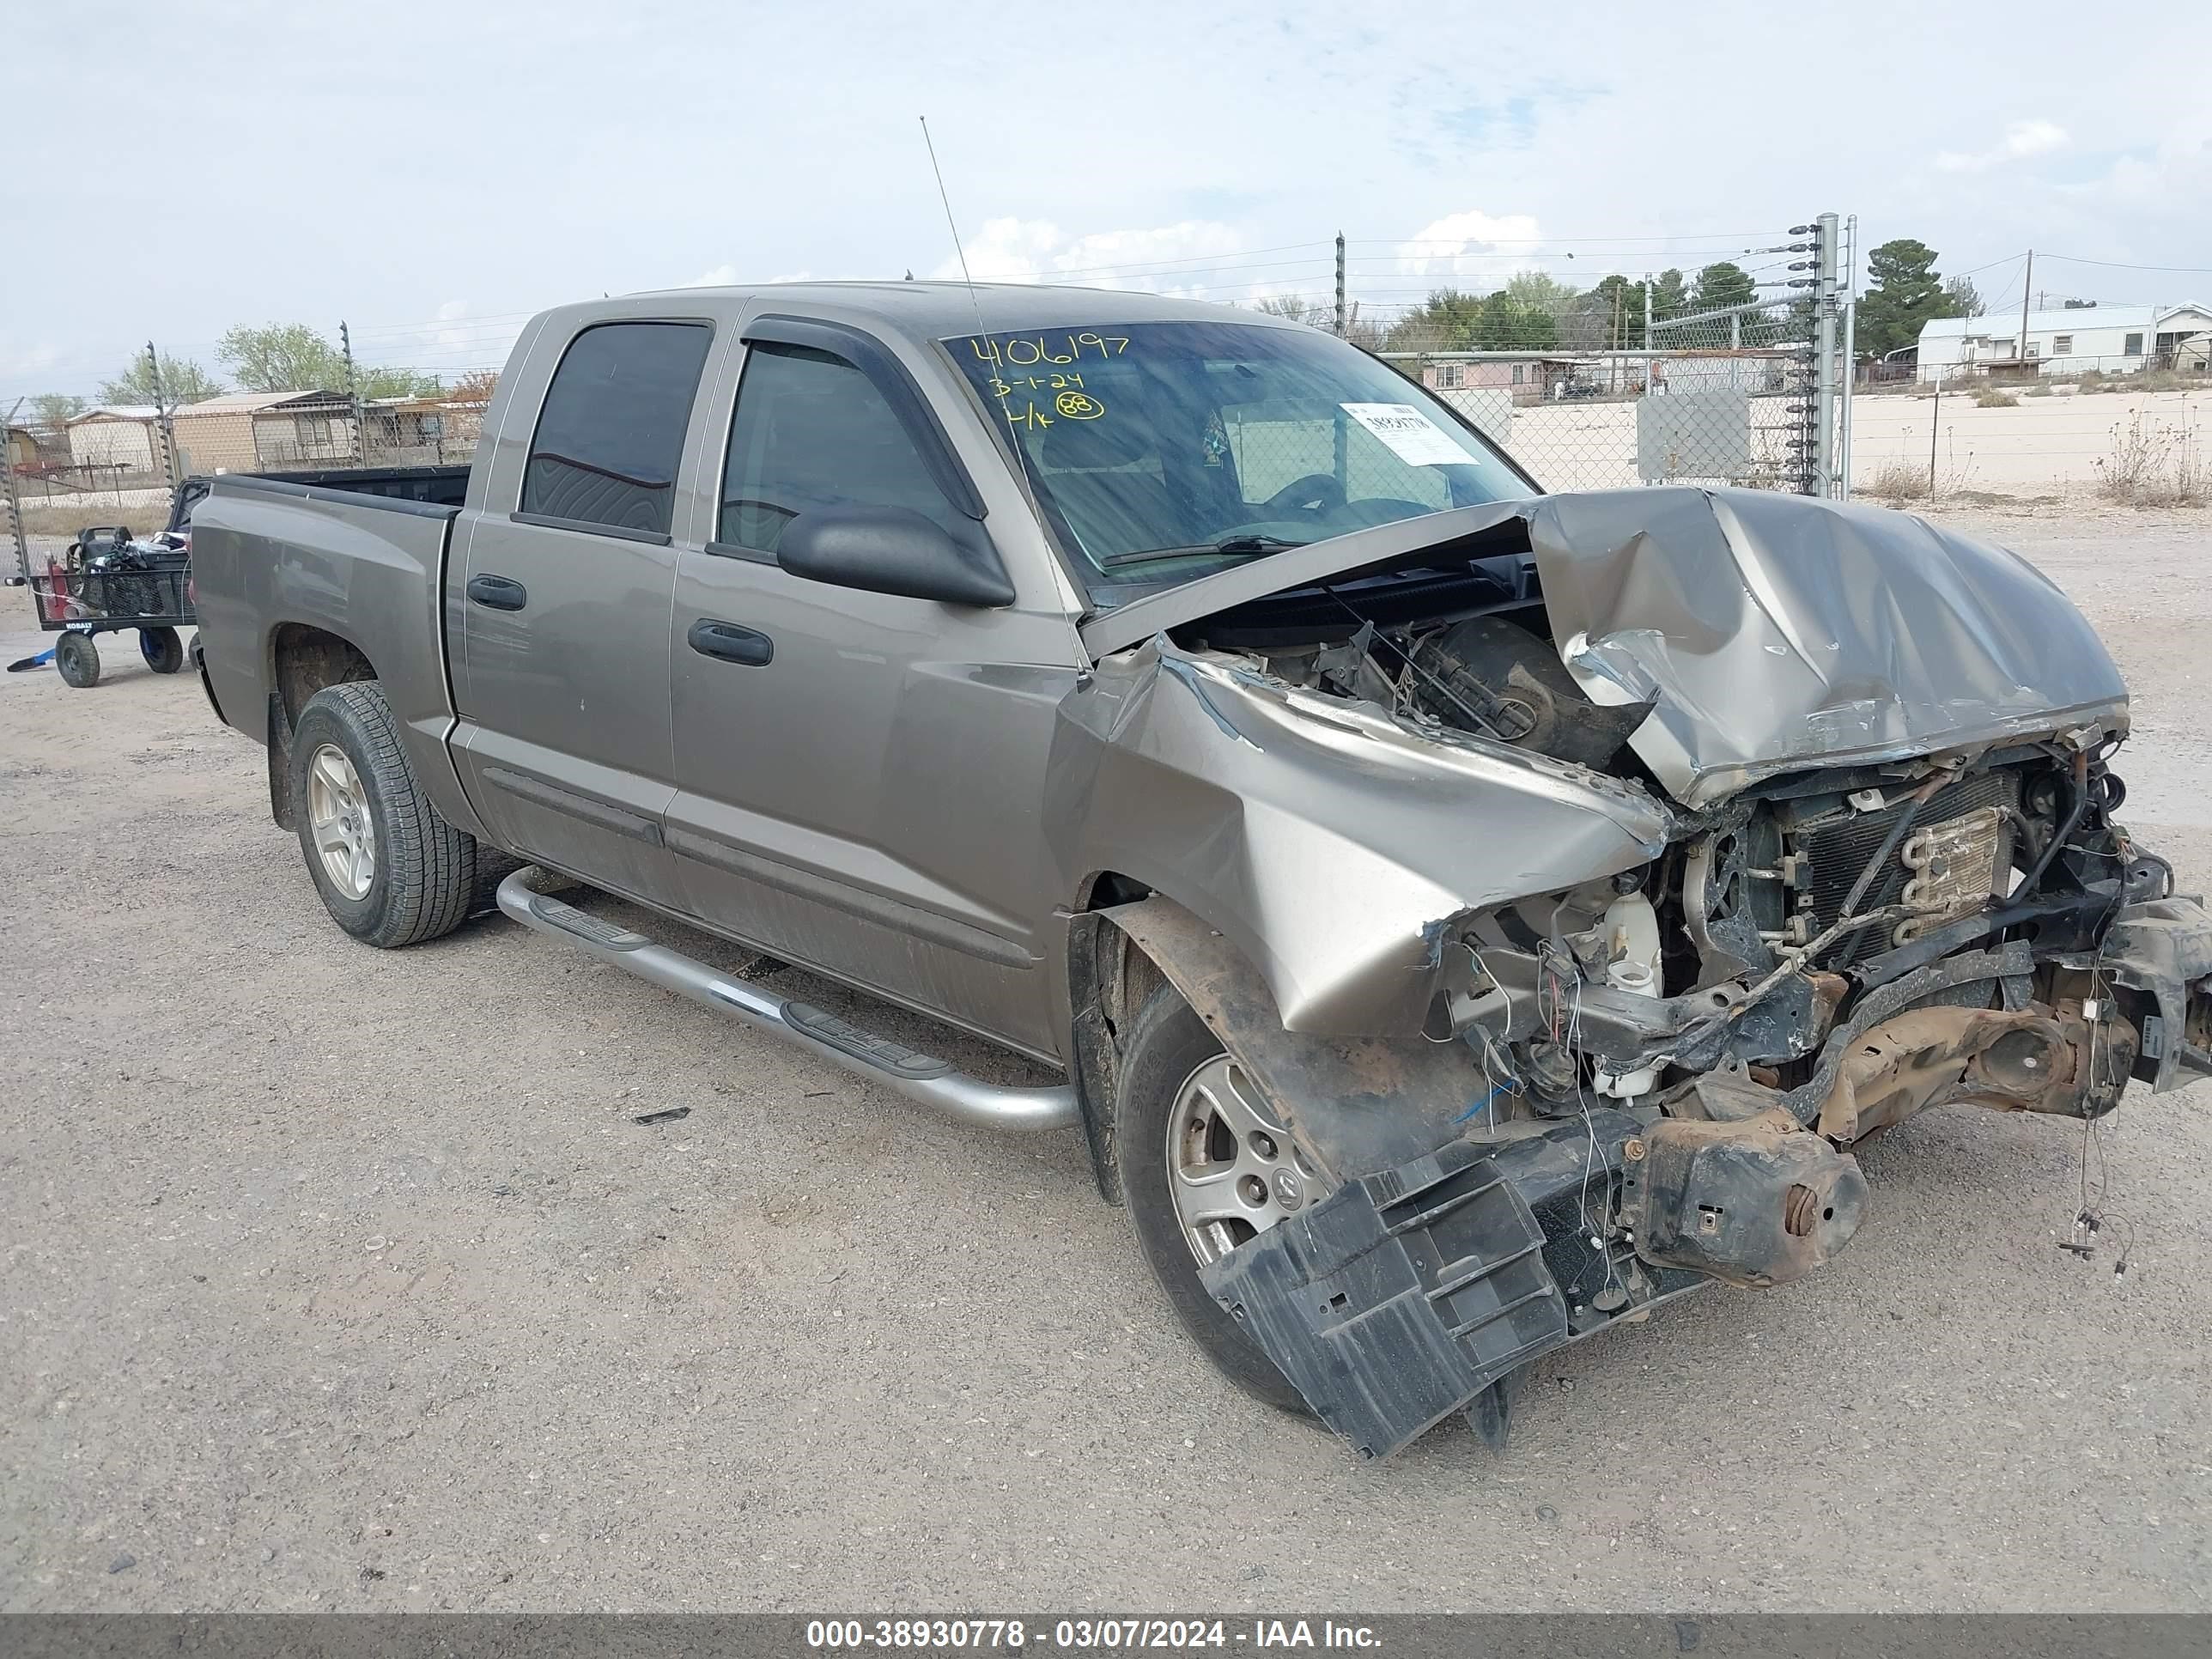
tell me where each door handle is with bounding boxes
[466,574,528,611]
[688,618,774,666]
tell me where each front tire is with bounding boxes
[289,680,478,948]
[53,631,100,688]
[1119,984,1315,1415]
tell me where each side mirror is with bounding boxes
[776,506,1015,608]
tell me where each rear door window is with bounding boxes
[521,321,713,538]
[717,342,959,553]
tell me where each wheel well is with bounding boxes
[271,623,376,727]
[267,625,377,831]
[1066,872,1168,1205]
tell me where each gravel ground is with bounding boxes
[3,506,2209,1613]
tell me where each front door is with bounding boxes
[452,317,715,902]
[664,325,1079,1058]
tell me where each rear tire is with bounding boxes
[53,631,100,689]
[1118,984,1313,1415]
[290,680,477,948]
[139,626,185,674]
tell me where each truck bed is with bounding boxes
[189,474,464,805]
[171,465,470,532]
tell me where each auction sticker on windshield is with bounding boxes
[1339,403,1480,466]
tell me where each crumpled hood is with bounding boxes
[1079,487,2129,808]
[1528,489,2128,805]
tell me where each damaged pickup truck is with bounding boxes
[188,283,2212,1459]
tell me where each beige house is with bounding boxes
[171,390,357,473]
[65,406,163,474]
[362,396,475,465]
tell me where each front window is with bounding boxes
[718,342,960,553]
[946,320,1533,591]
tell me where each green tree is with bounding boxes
[99,353,222,406]
[1649,268,1688,321]
[31,393,88,427]
[1473,295,1559,351]
[1500,270,1578,313]
[1855,239,1971,360]
[1382,289,1486,353]
[1253,295,1322,327]
[361,365,442,399]
[1581,275,1649,348]
[217,323,441,398]
[1692,261,1758,315]
[217,323,346,392]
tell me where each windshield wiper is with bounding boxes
[1101,533,1307,570]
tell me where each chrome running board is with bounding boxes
[495,866,1080,1133]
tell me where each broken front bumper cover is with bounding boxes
[1201,898,2212,1461]
[1200,1107,1844,1461]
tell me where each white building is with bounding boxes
[65,405,162,472]
[1917,302,2212,377]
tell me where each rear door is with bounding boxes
[450,315,715,901]
[663,315,1082,1059]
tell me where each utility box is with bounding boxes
[1432,386,1515,450]
[1637,389,1753,483]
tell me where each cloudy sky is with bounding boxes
[4,0,2207,399]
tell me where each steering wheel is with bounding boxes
[1259,473,1346,518]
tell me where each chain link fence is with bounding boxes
[1393,342,1819,493]
[1372,223,1844,496]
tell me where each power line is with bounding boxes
[2039,253,2212,275]
[1347,231,1781,246]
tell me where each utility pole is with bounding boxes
[2,397,28,585]
[340,320,366,467]
[1643,280,1654,397]
[1812,212,1839,496]
[1838,213,1858,501]
[2018,250,2033,374]
[1334,233,1347,338]
[146,341,179,488]
[1929,369,1942,495]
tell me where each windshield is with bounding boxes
[945,321,1535,592]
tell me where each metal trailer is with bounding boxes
[27,526,195,689]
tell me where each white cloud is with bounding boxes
[935,217,1245,293]
[2102,112,2212,207]
[1394,209,1547,281]
[1936,118,2069,173]
[0,340,65,380]
[682,264,739,288]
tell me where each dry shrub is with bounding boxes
[2097,409,2209,507]
[2082,368,2207,394]
[1869,459,1932,500]
[1972,386,2020,408]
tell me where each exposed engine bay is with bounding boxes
[1088,500,2212,1462]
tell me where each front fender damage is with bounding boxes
[1050,636,1669,1036]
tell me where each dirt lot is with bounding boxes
[3,503,2210,1613]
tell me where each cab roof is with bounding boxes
[613,280,1302,343]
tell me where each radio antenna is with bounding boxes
[920,115,991,340]
[916,116,1054,525]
